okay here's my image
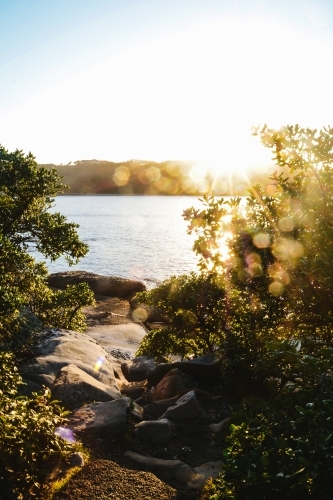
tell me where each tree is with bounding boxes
[137,126,333,498]
[0,145,94,349]
[184,125,333,499]
[184,125,333,350]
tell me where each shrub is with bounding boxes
[0,144,94,349]
[0,352,73,499]
[210,342,333,499]
[136,272,227,360]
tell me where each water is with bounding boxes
[33,196,205,287]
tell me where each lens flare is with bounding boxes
[253,233,270,248]
[94,356,105,372]
[272,237,304,264]
[132,307,148,322]
[113,166,130,186]
[55,426,75,443]
[278,217,295,232]
[269,281,285,296]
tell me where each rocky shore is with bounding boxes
[19,272,230,500]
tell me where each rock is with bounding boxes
[143,397,179,419]
[19,329,121,394]
[52,364,121,410]
[121,355,156,382]
[147,352,223,387]
[135,419,171,445]
[129,401,145,422]
[152,368,197,401]
[68,452,85,467]
[189,460,224,490]
[124,451,223,490]
[143,388,221,419]
[121,380,146,399]
[48,271,146,299]
[160,390,203,419]
[68,398,131,438]
[124,451,195,483]
[210,417,231,433]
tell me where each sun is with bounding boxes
[188,129,273,196]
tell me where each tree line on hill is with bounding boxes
[39,159,276,196]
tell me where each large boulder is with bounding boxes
[121,356,156,382]
[19,329,121,394]
[143,388,220,419]
[151,368,196,401]
[159,391,203,419]
[135,419,171,445]
[52,364,121,410]
[143,397,179,419]
[48,271,146,299]
[68,398,131,438]
[120,380,146,400]
[147,352,223,387]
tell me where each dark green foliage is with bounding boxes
[136,272,227,359]
[0,146,87,263]
[0,352,73,499]
[210,342,333,499]
[205,125,333,498]
[0,145,94,349]
[0,145,94,499]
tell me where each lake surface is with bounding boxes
[33,196,205,287]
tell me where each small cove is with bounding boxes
[32,196,205,287]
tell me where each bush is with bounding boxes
[210,342,333,499]
[0,144,94,350]
[136,272,227,360]
[0,352,73,499]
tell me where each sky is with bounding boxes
[1,0,333,173]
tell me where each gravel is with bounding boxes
[53,459,178,500]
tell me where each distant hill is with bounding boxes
[39,159,277,196]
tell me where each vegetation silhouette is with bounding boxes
[40,159,276,196]
[137,125,333,499]
[0,145,94,498]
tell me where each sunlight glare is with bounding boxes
[2,18,333,164]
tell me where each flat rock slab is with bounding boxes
[143,397,179,419]
[85,323,147,361]
[52,364,121,410]
[121,380,146,399]
[83,295,133,326]
[210,417,231,433]
[20,329,121,392]
[68,398,131,438]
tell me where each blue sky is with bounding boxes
[1,0,333,170]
